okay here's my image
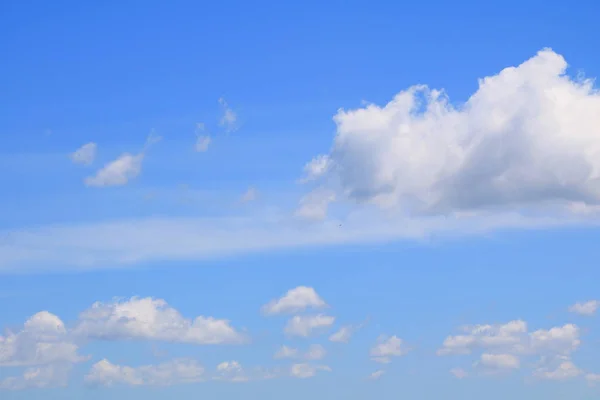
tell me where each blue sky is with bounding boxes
[2,0,600,398]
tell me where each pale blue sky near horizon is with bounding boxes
[1,0,600,399]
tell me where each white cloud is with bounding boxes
[450,368,468,379]
[368,370,385,380]
[195,136,211,152]
[300,155,330,183]
[437,320,580,357]
[0,364,71,390]
[274,345,298,359]
[0,311,86,367]
[240,187,258,203]
[218,98,238,132]
[329,325,358,343]
[476,353,520,370]
[85,358,204,387]
[70,142,97,165]
[295,189,336,221]
[1,206,596,273]
[262,286,327,315]
[73,297,245,345]
[214,361,248,382]
[302,49,600,216]
[370,335,408,363]
[274,344,325,360]
[586,372,600,385]
[569,300,599,316]
[85,133,160,187]
[305,344,326,360]
[284,315,335,337]
[533,358,582,381]
[290,363,331,379]
[85,153,143,187]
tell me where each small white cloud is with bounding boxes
[73,297,245,345]
[533,359,582,381]
[370,335,408,363]
[569,300,599,316]
[290,363,331,379]
[329,325,355,343]
[586,372,600,385]
[85,133,160,187]
[368,370,385,380]
[240,187,258,203]
[274,345,298,359]
[70,142,97,165]
[300,155,330,183]
[195,136,211,152]
[85,153,143,187]
[274,344,326,360]
[218,98,238,133]
[284,315,335,337]
[262,286,327,315]
[85,358,204,387]
[450,368,468,379]
[305,344,326,360]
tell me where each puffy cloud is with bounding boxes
[70,142,97,165]
[0,364,71,390]
[290,363,331,379]
[284,315,335,337]
[0,312,86,367]
[262,286,327,315]
[73,297,245,345]
[302,49,600,216]
[533,358,582,381]
[476,353,520,371]
[294,189,336,221]
[85,153,143,187]
[368,370,385,380]
[85,358,204,387]
[569,300,599,316]
[437,320,579,357]
[214,361,248,382]
[218,98,238,132]
[439,320,583,379]
[370,335,408,364]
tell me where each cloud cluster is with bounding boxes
[438,319,591,379]
[73,297,245,345]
